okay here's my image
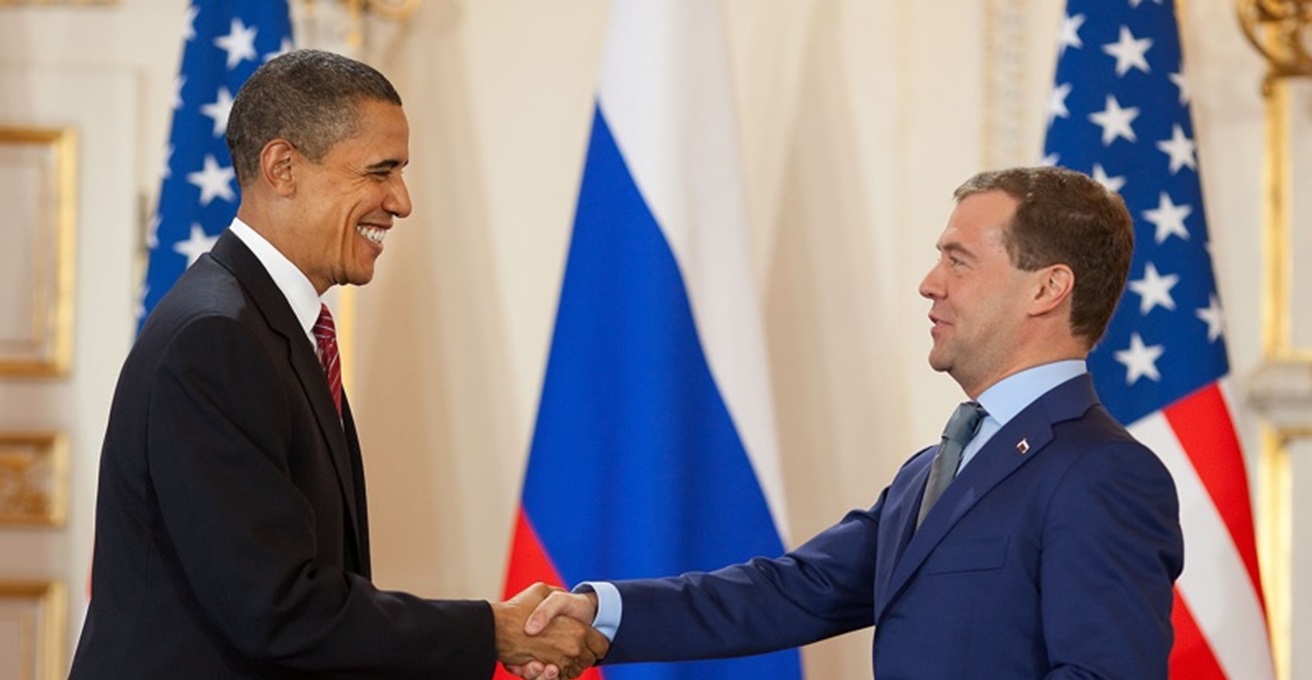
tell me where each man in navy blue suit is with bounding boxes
[512,165,1183,679]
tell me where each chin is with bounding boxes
[348,268,377,287]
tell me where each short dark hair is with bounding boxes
[226,49,402,186]
[954,166,1134,348]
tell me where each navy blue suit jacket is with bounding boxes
[604,374,1183,679]
[71,231,496,679]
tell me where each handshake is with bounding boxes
[493,583,607,680]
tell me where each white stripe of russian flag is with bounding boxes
[596,0,791,542]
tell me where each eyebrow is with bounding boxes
[938,241,976,261]
[364,159,406,172]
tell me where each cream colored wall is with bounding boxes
[0,1,1291,678]
[0,2,185,671]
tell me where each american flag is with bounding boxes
[1043,1,1274,677]
[139,0,292,330]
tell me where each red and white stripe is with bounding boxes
[1127,380,1274,679]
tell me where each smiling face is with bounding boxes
[283,99,412,294]
[918,190,1039,397]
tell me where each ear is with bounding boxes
[1030,264,1074,316]
[258,139,297,196]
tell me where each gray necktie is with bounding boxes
[917,401,987,528]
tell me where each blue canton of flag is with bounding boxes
[1043,0,1223,423]
[139,0,292,331]
[1043,2,1274,678]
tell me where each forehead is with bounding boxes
[326,99,409,161]
[940,190,1018,250]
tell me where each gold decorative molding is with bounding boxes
[0,432,68,527]
[1258,424,1312,680]
[0,126,77,377]
[1239,2,1312,679]
[348,0,421,21]
[982,0,1034,169]
[297,0,421,50]
[1261,78,1293,357]
[1239,0,1312,86]
[0,580,65,680]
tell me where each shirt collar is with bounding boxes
[975,359,1087,427]
[228,217,322,344]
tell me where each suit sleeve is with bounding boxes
[1040,439,1183,679]
[604,501,883,663]
[146,316,496,678]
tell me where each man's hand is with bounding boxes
[505,589,602,679]
[525,590,599,636]
[493,583,608,680]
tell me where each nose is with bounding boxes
[918,261,943,300]
[386,174,412,219]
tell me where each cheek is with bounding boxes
[956,294,1003,338]
[978,287,1027,335]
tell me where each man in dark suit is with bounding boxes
[70,50,606,679]
[511,166,1183,679]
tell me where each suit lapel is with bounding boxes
[874,446,934,604]
[875,375,1099,622]
[342,394,371,575]
[208,232,366,564]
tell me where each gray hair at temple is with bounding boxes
[226,49,402,187]
[954,165,1135,348]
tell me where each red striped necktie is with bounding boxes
[313,303,342,417]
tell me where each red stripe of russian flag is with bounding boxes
[494,511,604,680]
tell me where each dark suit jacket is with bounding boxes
[602,374,1183,679]
[70,231,496,679]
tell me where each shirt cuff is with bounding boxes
[575,581,621,641]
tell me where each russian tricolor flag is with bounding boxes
[496,2,803,679]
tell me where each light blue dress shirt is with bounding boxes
[960,359,1086,470]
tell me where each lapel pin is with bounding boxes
[1016,438,1030,454]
